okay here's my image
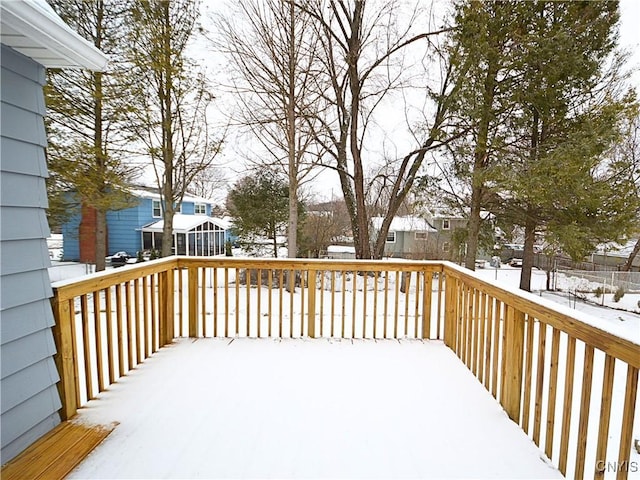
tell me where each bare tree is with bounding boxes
[300,198,351,257]
[189,166,228,202]
[128,0,222,256]
[213,0,325,258]
[296,0,459,259]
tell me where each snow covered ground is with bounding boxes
[69,338,562,479]
[473,265,639,344]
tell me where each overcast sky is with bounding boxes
[619,0,640,85]
[195,0,640,203]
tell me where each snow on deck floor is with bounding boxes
[69,338,562,479]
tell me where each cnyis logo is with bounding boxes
[595,460,639,474]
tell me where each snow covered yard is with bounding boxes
[474,265,640,343]
[68,337,562,479]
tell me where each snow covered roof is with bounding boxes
[594,238,639,257]
[371,216,437,233]
[127,187,213,205]
[327,245,356,254]
[141,214,228,234]
[0,0,108,70]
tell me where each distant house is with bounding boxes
[428,211,468,260]
[61,187,230,261]
[326,245,356,260]
[371,216,438,259]
[0,0,108,463]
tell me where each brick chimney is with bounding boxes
[79,205,107,263]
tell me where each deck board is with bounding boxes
[1,421,115,480]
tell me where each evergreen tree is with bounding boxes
[226,170,292,258]
[46,0,137,270]
[445,0,520,270]
[496,1,638,290]
[439,1,638,290]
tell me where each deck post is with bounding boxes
[188,267,198,337]
[158,267,175,346]
[502,306,525,422]
[50,294,78,420]
[443,274,458,350]
[307,270,316,338]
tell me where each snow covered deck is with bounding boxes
[69,337,561,479]
[49,257,640,479]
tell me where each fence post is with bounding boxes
[50,294,78,420]
[188,267,198,337]
[307,270,317,338]
[159,267,175,346]
[443,273,458,350]
[502,305,525,422]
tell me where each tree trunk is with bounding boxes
[288,180,298,258]
[95,209,107,271]
[621,237,640,271]
[273,232,279,258]
[465,60,496,270]
[160,0,174,258]
[93,64,106,271]
[519,214,537,291]
[348,2,371,260]
[465,187,483,270]
[162,199,174,257]
[286,0,298,260]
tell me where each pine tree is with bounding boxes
[226,170,292,258]
[46,0,137,270]
[493,1,638,290]
[445,0,521,270]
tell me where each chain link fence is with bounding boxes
[556,270,640,294]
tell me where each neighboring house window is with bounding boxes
[442,219,450,230]
[152,200,162,218]
[442,242,450,252]
[386,231,396,243]
[175,202,182,214]
[195,203,207,215]
[415,232,428,240]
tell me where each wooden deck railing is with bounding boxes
[50,257,639,479]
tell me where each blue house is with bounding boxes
[0,0,108,463]
[61,187,230,261]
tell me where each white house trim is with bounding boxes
[0,0,108,70]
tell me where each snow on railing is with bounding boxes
[50,257,639,480]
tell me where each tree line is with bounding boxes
[47,0,639,290]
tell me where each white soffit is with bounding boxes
[0,0,108,71]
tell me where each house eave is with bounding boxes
[0,0,108,71]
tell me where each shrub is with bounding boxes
[613,287,625,303]
[594,286,603,298]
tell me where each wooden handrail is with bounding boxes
[52,257,178,301]
[442,262,639,368]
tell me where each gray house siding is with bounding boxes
[0,45,61,464]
